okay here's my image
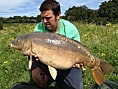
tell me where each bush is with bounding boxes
[0,21,3,30]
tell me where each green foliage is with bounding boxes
[36,14,42,22]
[0,23,118,89]
[98,0,118,19]
[3,16,37,23]
[0,21,3,30]
[64,0,118,24]
[65,6,90,21]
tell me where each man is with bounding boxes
[31,0,83,89]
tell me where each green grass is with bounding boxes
[0,23,118,89]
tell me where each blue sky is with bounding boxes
[0,0,109,18]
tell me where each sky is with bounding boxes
[0,0,109,18]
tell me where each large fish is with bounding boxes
[10,32,114,85]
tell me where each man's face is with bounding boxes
[41,10,60,31]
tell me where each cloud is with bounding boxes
[0,0,109,17]
[58,0,94,15]
[0,0,28,11]
[0,0,42,17]
[58,0,109,15]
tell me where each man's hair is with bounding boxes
[39,0,61,16]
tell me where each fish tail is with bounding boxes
[91,59,114,85]
[99,59,115,74]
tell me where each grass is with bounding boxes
[0,22,118,89]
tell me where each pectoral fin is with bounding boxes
[48,66,57,80]
[29,55,32,69]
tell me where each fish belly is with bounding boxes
[33,44,77,70]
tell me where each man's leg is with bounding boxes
[56,68,83,89]
[32,66,49,88]
[30,56,54,88]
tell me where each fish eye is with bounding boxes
[15,37,20,42]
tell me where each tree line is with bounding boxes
[0,0,118,25]
[63,0,118,25]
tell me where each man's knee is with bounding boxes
[32,67,48,88]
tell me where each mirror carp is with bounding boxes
[10,32,114,85]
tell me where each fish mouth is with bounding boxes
[10,43,13,48]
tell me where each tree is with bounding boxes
[64,5,97,23]
[36,15,42,22]
[98,0,118,23]
[0,21,3,30]
[112,0,118,5]
[64,5,89,21]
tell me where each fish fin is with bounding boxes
[99,59,115,74]
[29,55,32,69]
[48,66,57,80]
[82,66,86,71]
[91,59,115,85]
[91,66,105,85]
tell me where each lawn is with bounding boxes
[0,22,117,89]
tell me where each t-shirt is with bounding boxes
[34,19,80,42]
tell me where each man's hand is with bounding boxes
[30,51,39,61]
[73,63,83,68]
[73,63,86,70]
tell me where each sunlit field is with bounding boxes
[0,22,118,89]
